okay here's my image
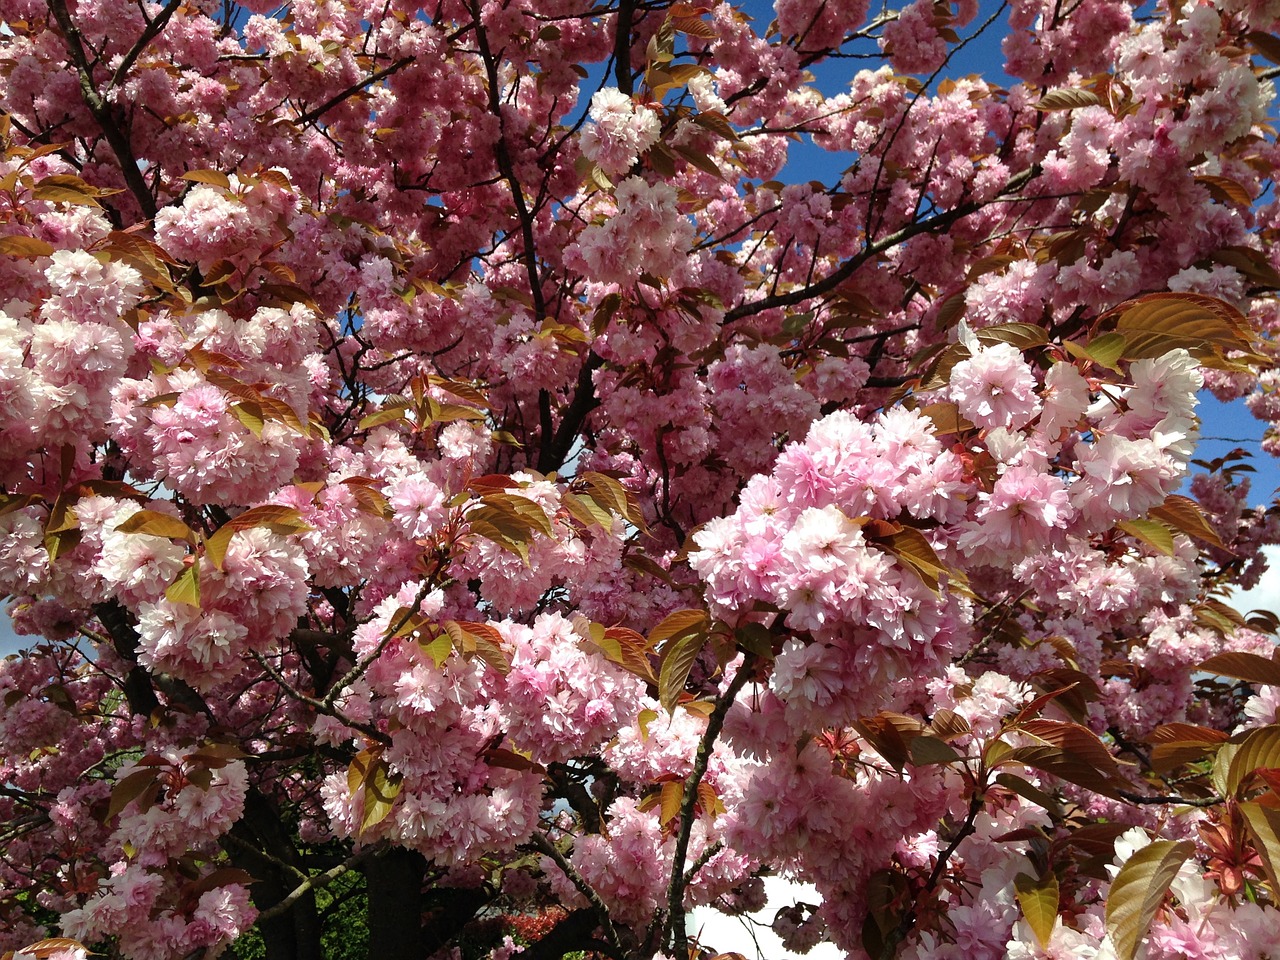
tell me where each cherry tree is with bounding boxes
[3,0,1280,958]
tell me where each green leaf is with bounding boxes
[343,477,392,520]
[1018,718,1121,775]
[1085,332,1127,370]
[106,768,160,822]
[481,492,554,537]
[1213,742,1241,797]
[1111,292,1260,365]
[1226,726,1280,797]
[182,169,231,189]
[561,491,614,530]
[581,472,648,533]
[358,405,409,430]
[1249,30,1280,64]
[658,628,709,714]
[116,510,196,543]
[44,528,82,563]
[444,620,511,674]
[975,322,1049,350]
[876,524,968,593]
[1000,743,1123,798]
[734,621,776,660]
[1196,175,1252,207]
[586,625,658,684]
[638,708,659,740]
[231,401,265,437]
[1149,495,1224,548]
[854,712,925,773]
[0,235,55,257]
[1105,839,1194,960]
[483,746,544,773]
[674,143,722,178]
[33,183,100,207]
[1034,87,1102,110]
[1014,871,1060,948]
[419,632,452,668]
[205,505,310,569]
[659,780,683,828]
[1116,519,1175,556]
[12,939,93,960]
[165,563,200,607]
[909,735,960,766]
[996,772,1061,813]
[647,609,710,649]
[1241,800,1280,895]
[348,749,402,836]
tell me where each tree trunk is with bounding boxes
[227,792,323,960]
[364,847,427,960]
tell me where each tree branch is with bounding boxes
[47,0,157,219]
[879,787,986,960]
[256,845,379,923]
[531,830,621,950]
[295,57,414,127]
[250,650,391,746]
[666,654,758,955]
[613,0,636,95]
[471,3,547,323]
[110,0,184,87]
[1116,789,1220,808]
[537,350,604,473]
[723,167,1037,324]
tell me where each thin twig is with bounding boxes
[295,57,414,127]
[879,787,986,960]
[322,577,438,709]
[724,166,1036,324]
[531,830,621,949]
[250,650,390,746]
[1116,789,1220,808]
[682,840,723,886]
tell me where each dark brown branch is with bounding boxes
[295,57,414,127]
[666,654,758,955]
[879,788,986,960]
[537,351,604,474]
[724,166,1036,324]
[471,4,547,322]
[532,831,622,950]
[249,651,391,746]
[92,600,159,715]
[613,0,636,95]
[47,0,157,218]
[110,0,183,87]
[256,846,379,923]
[1115,790,1220,808]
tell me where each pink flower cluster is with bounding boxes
[580,88,662,179]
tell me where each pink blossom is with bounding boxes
[950,342,1042,431]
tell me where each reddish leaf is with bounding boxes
[1200,652,1280,688]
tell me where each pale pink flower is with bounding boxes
[950,343,1042,431]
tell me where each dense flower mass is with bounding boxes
[1,1,1280,959]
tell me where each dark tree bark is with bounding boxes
[226,792,323,960]
[364,847,427,960]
